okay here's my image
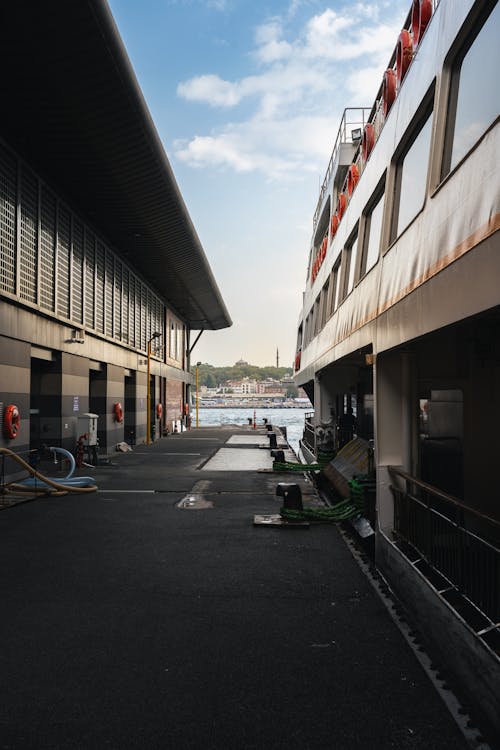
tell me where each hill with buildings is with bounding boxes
[195,361,311,407]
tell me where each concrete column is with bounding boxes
[107,364,125,450]
[373,350,402,534]
[400,351,415,474]
[135,371,147,444]
[61,353,89,451]
[0,335,30,458]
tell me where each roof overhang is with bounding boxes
[0,0,231,330]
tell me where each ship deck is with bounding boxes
[0,425,483,749]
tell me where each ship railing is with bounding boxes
[388,467,500,625]
[311,0,443,239]
[313,108,371,231]
[302,411,316,454]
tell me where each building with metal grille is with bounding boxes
[0,1,231,464]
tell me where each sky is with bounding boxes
[107,0,409,367]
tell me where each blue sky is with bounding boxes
[108,0,409,366]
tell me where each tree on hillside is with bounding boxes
[197,363,292,388]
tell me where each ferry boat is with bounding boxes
[293,0,499,736]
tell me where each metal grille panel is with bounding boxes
[141,283,147,351]
[40,187,56,311]
[95,242,105,334]
[56,204,71,318]
[114,260,122,340]
[72,219,84,325]
[105,249,113,337]
[84,231,95,329]
[122,268,129,343]
[19,167,38,303]
[0,144,17,294]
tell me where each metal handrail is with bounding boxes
[388,466,500,531]
[388,466,500,623]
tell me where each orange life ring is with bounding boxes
[113,402,123,423]
[382,68,397,116]
[396,29,413,85]
[157,403,163,420]
[362,123,375,161]
[337,192,347,220]
[412,0,432,46]
[183,403,189,416]
[347,164,359,196]
[3,404,20,440]
[330,213,339,239]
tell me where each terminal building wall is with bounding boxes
[0,137,192,463]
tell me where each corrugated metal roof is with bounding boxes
[0,0,231,330]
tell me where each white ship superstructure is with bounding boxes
[293,0,499,735]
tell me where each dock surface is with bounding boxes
[0,426,473,749]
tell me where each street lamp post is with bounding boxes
[146,332,161,445]
[196,361,201,428]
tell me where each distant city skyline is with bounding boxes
[108,0,409,366]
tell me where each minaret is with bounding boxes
[276,348,279,369]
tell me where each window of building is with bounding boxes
[361,189,384,276]
[393,112,433,238]
[444,2,499,176]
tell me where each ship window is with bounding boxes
[443,2,500,176]
[320,279,329,330]
[326,267,336,319]
[332,260,342,312]
[361,189,384,276]
[344,234,358,298]
[393,112,432,238]
[313,296,321,336]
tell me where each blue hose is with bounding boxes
[18,446,95,489]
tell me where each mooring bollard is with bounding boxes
[268,432,278,449]
[276,482,303,510]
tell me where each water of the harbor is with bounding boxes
[197,407,307,455]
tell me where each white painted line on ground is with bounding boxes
[99,490,156,494]
[132,452,201,456]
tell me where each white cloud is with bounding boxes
[177,74,242,107]
[175,2,408,180]
[175,113,337,178]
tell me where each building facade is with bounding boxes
[0,1,231,470]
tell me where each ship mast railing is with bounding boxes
[313,108,371,231]
[389,467,500,626]
[311,0,443,238]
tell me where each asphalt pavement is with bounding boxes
[0,425,474,749]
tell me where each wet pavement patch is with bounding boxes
[177,495,214,510]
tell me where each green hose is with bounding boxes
[280,502,360,523]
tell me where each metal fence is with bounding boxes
[389,467,500,623]
[303,412,316,454]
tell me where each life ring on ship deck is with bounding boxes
[396,29,413,85]
[330,213,339,239]
[3,404,20,439]
[347,164,359,196]
[362,123,375,161]
[382,69,397,116]
[411,0,432,46]
[337,192,347,220]
[157,403,163,420]
[113,402,123,423]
